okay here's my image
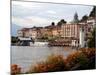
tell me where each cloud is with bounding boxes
[12,1,93,27]
[12,16,58,27]
[12,1,42,8]
[12,16,32,27]
[29,16,58,25]
[46,10,56,14]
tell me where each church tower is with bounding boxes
[73,12,79,23]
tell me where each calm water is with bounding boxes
[11,45,74,73]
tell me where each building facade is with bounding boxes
[87,17,96,32]
[29,28,37,39]
[17,16,95,47]
[61,23,80,47]
[61,24,80,38]
[17,28,30,38]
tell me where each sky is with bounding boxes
[12,0,94,28]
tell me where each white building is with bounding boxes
[17,30,23,37]
[79,27,85,48]
[17,28,30,38]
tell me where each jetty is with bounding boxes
[17,37,34,46]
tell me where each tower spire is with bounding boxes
[73,12,79,23]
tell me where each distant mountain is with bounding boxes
[11,24,22,36]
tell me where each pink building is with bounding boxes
[29,28,37,39]
[61,24,81,46]
[17,28,30,38]
[61,24,80,39]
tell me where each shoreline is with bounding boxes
[11,48,96,74]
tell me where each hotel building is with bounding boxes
[61,23,80,47]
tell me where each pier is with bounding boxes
[17,37,34,46]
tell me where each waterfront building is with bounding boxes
[17,30,24,37]
[17,27,43,39]
[57,26,62,38]
[17,28,30,38]
[61,23,80,47]
[52,26,59,38]
[35,28,42,39]
[29,28,37,39]
[61,24,80,38]
[44,25,54,38]
[17,16,95,47]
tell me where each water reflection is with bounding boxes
[11,45,74,72]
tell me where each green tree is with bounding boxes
[89,6,96,17]
[88,28,96,48]
[57,21,62,26]
[60,19,67,24]
[51,22,55,26]
[11,36,19,44]
[81,15,88,22]
[57,19,67,26]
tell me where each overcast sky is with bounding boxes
[12,0,93,27]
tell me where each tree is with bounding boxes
[51,22,55,26]
[60,19,67,24]
[11,36,19,45]
[80,15,88,22]
[89,6,96,17]
[88,28,96,48]
[57,19,67,26]
[57,21,62,26]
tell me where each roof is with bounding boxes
[87,17,96,20]
[18,37,31,41]
[62,23,82,26]
[19,28,30,31]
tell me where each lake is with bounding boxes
[11,44,75,73]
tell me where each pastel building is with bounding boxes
[29,28,37,39]
[61,23,80,47]
[17,30,23,37]
[61,24,80,38]
[17,27,42,39]
[52,26,60,38]
[17,28,30,38]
